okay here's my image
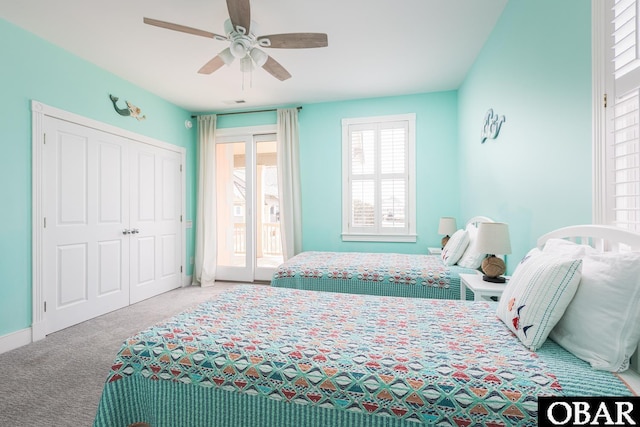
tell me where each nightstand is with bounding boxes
[459,272,508,301]
[427,247,442,255]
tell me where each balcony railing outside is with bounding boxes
[234,222,282,256]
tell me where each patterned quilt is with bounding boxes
[94,286,632,427]
[272,251,477,300]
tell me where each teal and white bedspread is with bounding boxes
[94,286,632,427]
[272,251,478,300]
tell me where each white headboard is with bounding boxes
[537,224,640,252]
[536,224,640,388]
[466,216,494,228]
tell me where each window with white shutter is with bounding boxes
[602,0,640,231]
[341,114,416,242]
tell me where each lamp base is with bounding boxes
[441,235,450,248]
[482,275,506,283]
[481,255,506,277]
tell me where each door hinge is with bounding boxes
[180,266,183,273]
[44,217,47,228]
[180,164,183,172]
[44,301,47,312]
[180,215,183,222]
[604,93,608,108]
[43,133,46,144]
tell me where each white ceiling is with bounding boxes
[1,0,508,113]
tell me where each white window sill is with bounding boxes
[341,233,417,243]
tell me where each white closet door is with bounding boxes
[129,142,182,303]
[43,117,130,334]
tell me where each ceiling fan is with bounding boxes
[143,0,328,81]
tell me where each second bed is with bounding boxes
[271,216,493,300]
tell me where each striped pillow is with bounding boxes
[496,249,582,351]
[441,229,469,266]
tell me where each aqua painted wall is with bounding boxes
[209,92,462,253]
[0,19,197,337]
[1,0,594,341]
[299,92,461,253]
[457,0,592,273]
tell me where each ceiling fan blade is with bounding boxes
[262,56,291,81]
[258,33,328,49]
[226,0,251,33]
[198,55,226,74]
[143,17,226,40]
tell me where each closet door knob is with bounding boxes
[122,229,131,235]
[131,228,140,234]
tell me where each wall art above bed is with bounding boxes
[481,108,505,143]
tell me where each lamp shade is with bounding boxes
[438,217,457,236]
[249,47,268,67]
[475,222,512,255]
[219,47,235,65]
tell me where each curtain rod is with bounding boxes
[191,106,302,119]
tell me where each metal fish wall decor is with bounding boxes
[109,94,146,121]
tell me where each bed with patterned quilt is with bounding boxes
[271,251,479,300]
[93,225,640,427]
[270,216,495,301]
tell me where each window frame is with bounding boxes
[341,113,417,242]
[594,0,640,231]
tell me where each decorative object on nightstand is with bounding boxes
[475,222,511,283]
[438,217,457,248]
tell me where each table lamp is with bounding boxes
[475,222,512,283]
[438,217,457,248]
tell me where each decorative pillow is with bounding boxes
[542,238,597,259]
[457,223,486,269]
[496,249,582,351]
[441,229,469,266]
[550,251,640,372]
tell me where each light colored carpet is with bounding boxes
[0,281,257,427]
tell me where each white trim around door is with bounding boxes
[31,100,187,342]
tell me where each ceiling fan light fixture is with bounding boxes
[249,47,267,67]
[230,40,248,58]
[240,56,254,72]
[219,47,235,65]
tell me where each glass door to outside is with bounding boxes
[215,132,283,282]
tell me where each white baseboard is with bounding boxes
[0,327,32,355]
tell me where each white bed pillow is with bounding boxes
[542,238,597,259]
[441,229,469,266]
[550,251,640,372]
[496,249,582,351]
[456,224,486,269]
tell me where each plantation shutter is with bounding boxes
[610,0,640,230]
[342,114,415,242]
[348,121,408,231]
[350,126,376,228]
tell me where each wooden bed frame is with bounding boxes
[536,224,640,392]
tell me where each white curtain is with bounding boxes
[194,115,217,286]
[277,108,302,260]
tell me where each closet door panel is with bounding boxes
[129,143,182,303]
[43,117,130,334]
